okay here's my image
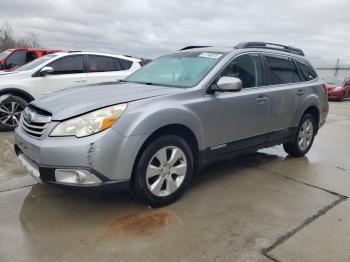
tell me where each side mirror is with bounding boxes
[215,76,242,92]
[40,66,54,76]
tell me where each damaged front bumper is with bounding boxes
[15,144,130,190]
[14,123,148,189]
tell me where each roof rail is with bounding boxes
[234,42,305,56]
[67,50,82,53]
[179,45,212,51]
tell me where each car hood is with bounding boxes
[31,82,185,120]
[326,84,343,90]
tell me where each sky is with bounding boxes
[1,0,350,67]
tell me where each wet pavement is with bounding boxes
[0,100,350,262]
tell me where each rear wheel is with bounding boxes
[131,135,193,207]
[0,95,28,131]
[283,114,316,157]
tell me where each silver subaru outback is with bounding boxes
[15,42,329,206]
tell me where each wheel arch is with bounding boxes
[131,123,201,180]
[301,105,320,133]
[0,88,35,103]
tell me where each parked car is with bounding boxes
[0,51,142,130]
[323,77,350,101]
[0,48,62,71]
[14,42,328,207]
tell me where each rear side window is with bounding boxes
[88,55,116,72]
[117,58,132,70]
[26,51,38,63]
[264,55,295,85]
[295,59,317,81]
[49,55,84,75]
[221,53,264,88]
[291,60,301,82]
[6,50,26,66]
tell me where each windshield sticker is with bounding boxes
[199,52,222,59]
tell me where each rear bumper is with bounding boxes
[15,146,130,190]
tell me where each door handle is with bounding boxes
[297,89,305,96]
[256,95,268,104]
[75,80,87,83]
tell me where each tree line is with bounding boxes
[0,23,41,50]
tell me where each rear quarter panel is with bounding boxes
[292,80,328,128]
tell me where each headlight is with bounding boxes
[50,103,127,138]
[334,86,343,91]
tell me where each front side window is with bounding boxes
[6,50,26,66]
[221,53,264,88]
[265,55,295,85]
[26,51,38,63]
[126,52,225,88]
[49,55,84,75]
[88,55,116,72]
[296,59,317,81]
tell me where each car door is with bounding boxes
[261,54,301,136]
[204,53,270,154]
[36,55,87,96]
[86,55,132,84]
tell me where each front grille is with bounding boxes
[20,116,48,138]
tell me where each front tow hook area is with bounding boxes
[16,152,43,183]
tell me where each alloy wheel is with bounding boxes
[146,146,187,197]
[298,119,314,151]
[0,101,24,127]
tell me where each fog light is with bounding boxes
[55,169,102,185]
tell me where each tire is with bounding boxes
[131,135,194,207]
[283,114,316,157]
[0,95,28,131]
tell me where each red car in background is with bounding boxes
[323,77,350,101]
[0,48,62,71]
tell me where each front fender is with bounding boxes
[112,97,205,150]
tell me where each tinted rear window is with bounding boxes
[88,55,116,72]
[265,55,295,85]
[295,59,317,81]
[118,58,132,70]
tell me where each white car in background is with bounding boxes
[0,51,142,130]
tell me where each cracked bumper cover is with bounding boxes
[14,124,149,188]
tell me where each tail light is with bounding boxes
[322,84,328,93]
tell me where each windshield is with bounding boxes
[126,52,225,88]
[15,54,57,72]
[323,77,344,84]
[0,50,12,60]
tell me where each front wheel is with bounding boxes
[0,95,28,131]
[283,114,316,157]
[131,135,194,207]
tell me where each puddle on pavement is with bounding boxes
[107,209,172,236]
[82,209,173,244]
[17,184,174,251]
